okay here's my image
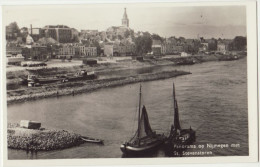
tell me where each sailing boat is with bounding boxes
[120,84,166,154]
[168,82,196,145]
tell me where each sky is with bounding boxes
[3,4,246,39]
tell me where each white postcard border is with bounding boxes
[1,0,258,166]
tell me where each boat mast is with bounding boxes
[173,82,177,120]
[173,82,176,106]
[137,83,142,140]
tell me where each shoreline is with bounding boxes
[6,53,246,105]
[7,70,191,105]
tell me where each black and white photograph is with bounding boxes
[1,1,258,166]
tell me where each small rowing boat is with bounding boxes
[80,136,104,144]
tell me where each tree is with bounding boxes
[71,28,79,43]
[208,38,217,51]
[72,35,79,43]
[118,35,123,40]
[20,27,28,43]
[112,35,117,41]
[200,37,205,42]
[151,34,163,41]
[134,34,152,56]
[92,41,102,56]
[81,39,90,46]
[179,37,186,42]
[232,36,247,50]
[130,30,135,39]
[6,22,21,40]
[8,22,20,34]
[124,30,131,38]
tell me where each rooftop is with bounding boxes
[43,25,70,29]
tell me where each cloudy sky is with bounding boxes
[3,4,246,39]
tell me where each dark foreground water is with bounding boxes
[8,58,248,159]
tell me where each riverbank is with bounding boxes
[7,70,191,104]
[7,123,84,151]
[6,52,246,105]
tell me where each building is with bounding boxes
[217,43,226,52]
[122,8,129,27]
[106,26,131,40]
[77,46,97,57]
[161,44,166,55]
[151,39,161,56]
[164,37,184,54]
[22,45,48,60]
[199,42,209,52]
[85,47,97,57]
[106,8,132,40]
[152,39,162,46]
[152,39,167,56]
[81,30,99,36]
[180,52,190,57]
[183,39,201,53]
[58,45,75,56]
[6,43,22,55]
[59,45,97,57]
[29,25,45,41]
[165,44,184,54]
[42,25,73,43]
[26,35,34,45]
[6,25,15,40]
[217,39,233,52]
[217,42,227,53]
[216,39,228,52]
[104,41,135,57]
[152,45,162,56]
[104,43,114,57]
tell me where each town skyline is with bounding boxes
[3,5,246,39]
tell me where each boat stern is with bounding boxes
[120,143,127,153]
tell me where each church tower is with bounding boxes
[122,8,129,27]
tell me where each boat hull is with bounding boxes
[164,129,196,156]
[120,139,164,155]
[80,136,104,144]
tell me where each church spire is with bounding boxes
[122,8,129,27]
[123,8,128,19]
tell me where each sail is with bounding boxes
[138,105,153,138]
[173,82,181,130]
[174,100,181,130]
[128,85,155,144]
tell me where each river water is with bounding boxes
[8,58,248,159]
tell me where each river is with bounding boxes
[7,58,248,159]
